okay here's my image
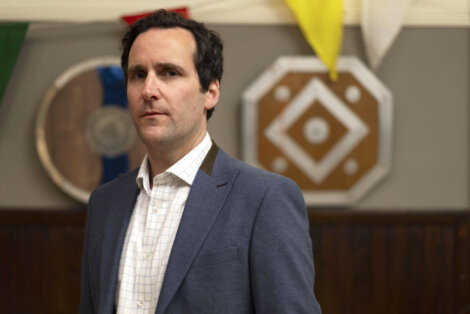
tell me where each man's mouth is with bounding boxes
[141,111,166,118]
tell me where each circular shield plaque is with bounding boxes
[36,57,146,203]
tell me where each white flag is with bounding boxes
[361,0,415,70]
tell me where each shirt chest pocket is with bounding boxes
[192,246,238,268]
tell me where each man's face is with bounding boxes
[126,27,219,154]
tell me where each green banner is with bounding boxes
[0,23,29,106]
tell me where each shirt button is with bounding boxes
[153,208,158,213]
[144,253,151,260]
[137,298,144,308]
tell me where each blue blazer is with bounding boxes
[80,144,322,313]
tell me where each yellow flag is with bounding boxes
[285,0,343,81]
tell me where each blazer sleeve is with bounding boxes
[79,198,96,314]
[249,178,322,313]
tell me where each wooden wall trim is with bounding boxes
[308,208,469,224]
[1,207,467,225]
[0,208,86,225]
[0,207,467,226]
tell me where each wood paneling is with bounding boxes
[0,209,86,314]
[309,210,470,314]
[0,209,468,314]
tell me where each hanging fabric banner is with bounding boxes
[361,0,415,70]
[285,0,343,81]
[0,23,29,106]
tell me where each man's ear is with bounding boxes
[204,80,220,111]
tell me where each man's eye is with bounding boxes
[166,70,179,77]
[134,71,146,79]
[129,71,146,80]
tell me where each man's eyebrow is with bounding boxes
[127,65,145,75]
[127,63,186,75]
[155,62,186,73]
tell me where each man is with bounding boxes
[80,9,321,314]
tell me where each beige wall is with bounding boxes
[0,23,468,209]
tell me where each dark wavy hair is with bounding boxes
[121,9,224,119]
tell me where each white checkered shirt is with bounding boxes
[115,133,213,313]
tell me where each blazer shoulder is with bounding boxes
[89,167,139,201]
[223,151,301,191]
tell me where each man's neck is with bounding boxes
[146,132,207,179]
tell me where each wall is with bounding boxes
[0,23,468,209]
[1,0,468,25]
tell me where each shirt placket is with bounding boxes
[142,176,171,310]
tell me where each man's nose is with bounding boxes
[142,73,161,101]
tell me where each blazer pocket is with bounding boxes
[192,246,238,268]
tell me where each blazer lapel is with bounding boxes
[98,171,139,313]
[155,146,239,314]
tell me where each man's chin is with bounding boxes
[139,133,173,149]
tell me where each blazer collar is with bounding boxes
[155,144,239,314]
[199,140,219,176]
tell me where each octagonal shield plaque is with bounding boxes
[242,56,392,205]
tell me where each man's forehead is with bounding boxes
[127,27,198,76]
[129,27,196,61]
[134,27,195,47]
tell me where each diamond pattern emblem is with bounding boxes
[264,78,369,184]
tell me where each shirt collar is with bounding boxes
[136,133,212,192]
